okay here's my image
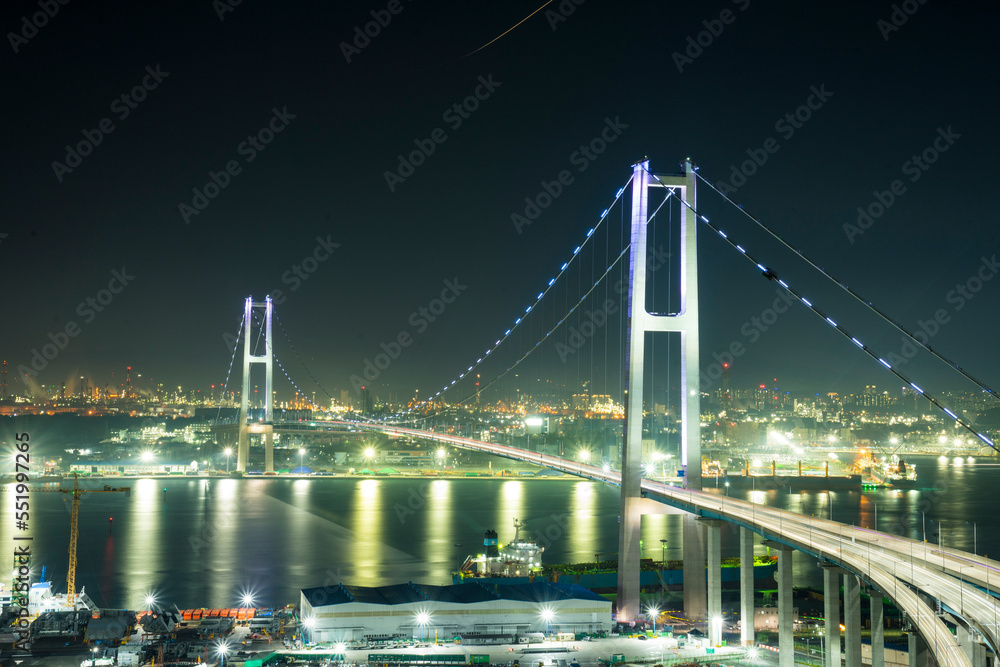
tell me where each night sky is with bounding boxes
[4,1,1000,406]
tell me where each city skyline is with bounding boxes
[4,2,1000,412]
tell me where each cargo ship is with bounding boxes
[454,521,777,592]
[868,454,918,489]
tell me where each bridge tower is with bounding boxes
[237,296,275,472]
[618,159,703,621]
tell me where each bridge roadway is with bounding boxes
[345,421,1000,667]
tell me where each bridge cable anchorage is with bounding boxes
[373,173,635,423]
[215,314,245,423]
[273,311,334,400]
[694,170,1000,406]
[641,165,1000,455]
[376,241,636,426]
[251,311,324,412]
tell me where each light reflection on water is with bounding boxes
[0,456,994,609]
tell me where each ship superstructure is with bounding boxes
[460,519,543,579]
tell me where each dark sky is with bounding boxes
[4,1,1000,406]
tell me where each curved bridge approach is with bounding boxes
[350,421,999,667]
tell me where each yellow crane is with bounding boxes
[32,473,130,607]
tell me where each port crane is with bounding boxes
[32,473,130,607]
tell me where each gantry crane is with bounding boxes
[32,473,130,607]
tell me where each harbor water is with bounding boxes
[1,454,994,610]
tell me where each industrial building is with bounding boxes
[300,581,611,642]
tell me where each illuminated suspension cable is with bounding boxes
[694,170,1000,405]
[382,244,634,424]
[251,311,323,412]
[384,185,674,425]
[214,315,244,422]
[274,312,334,401]
[644,166,1000,454]
[377,173,634,419]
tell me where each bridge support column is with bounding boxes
[740,528,754,646]
[908,631,928,667]
[265,427,274,473]
[822,565,844,667]
[700,519,723,645]
[683,516,707,621]
[870,588,884,667]
[845,574,862,667]
[237,427,249,472]
[764,541,793,667]
[778,549,793,667]
[957,625,987,667]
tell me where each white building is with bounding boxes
[300,581,611,642]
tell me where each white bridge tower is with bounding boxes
[237,296,275,472]
[618,159,704,621]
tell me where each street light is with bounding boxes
[303,616,316,645]
[299,448,306,473]
[647,605,659,633]
[241,592,254,608]
[224,447,232,473]
[144,594,156,611]
[91,647,98,666]
[660,539,668,568]
[216,641,230,667]
[415,611,430,643]
[540,607,554,637]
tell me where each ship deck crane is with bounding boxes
[32,473,130,607]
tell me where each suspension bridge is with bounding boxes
[216,159,1000,667]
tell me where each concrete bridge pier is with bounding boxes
[683,515,708,621]
[265,427,274,473]
[699,519,723,645]
[845,574,862,667]
[740,528,755,646]
[822,564,845,667]
[869,587,885,667]
[764,541,794,667]
[957,625,987,667]
[908,631,929,667]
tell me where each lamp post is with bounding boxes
[216,642,229,667]
[660,539,668,568]
[647,605,659,633]
[540,608,554,638]
[224,447,232,474]
[415,612,430,643]
[299,448,305,474]
[303,616,315,645]
[92,647,98,666]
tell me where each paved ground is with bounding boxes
[11,634,757,667]
[316,635,750,667]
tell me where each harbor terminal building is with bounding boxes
[300,581,612,642]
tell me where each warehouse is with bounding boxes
[300,581,611,642]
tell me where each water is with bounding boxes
[2,454,995,610]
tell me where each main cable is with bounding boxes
[695,171,1000,405]
[642,165,999,454]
